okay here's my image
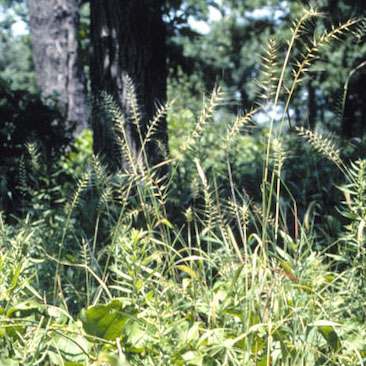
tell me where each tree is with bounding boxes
[90,0,168,171]
[176,0,366,139]
[23,0,213,171]
[0,2,36,92]
[317,0,366,138]
[27,0,89,134]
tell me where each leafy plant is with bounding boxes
[1,6,366,366]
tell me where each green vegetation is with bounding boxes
[1,6,366,366]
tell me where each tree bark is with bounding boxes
[307,74,316,130]
[341,70,366,139]
[28,0,89,134]
[90,0,168,172]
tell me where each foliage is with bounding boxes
[61,129,93,178]
[171,0,366,138]
[0,2,35,92]
[1,6,366,366]
[0,79,75,215]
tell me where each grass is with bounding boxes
[0,6,366,366]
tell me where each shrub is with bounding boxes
[0,78,75,215]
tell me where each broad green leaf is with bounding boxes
[318,326,341,351]
[186,322,200,344]
[181,350,204,366]
[223,310,243,321]
[48,333,87,365]
[124,320,146,352]
[309,321,341,351]
[5,302,47,340]
[79,300,138,341]
[7,302,47,319]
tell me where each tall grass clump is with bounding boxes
[1,6,366,366]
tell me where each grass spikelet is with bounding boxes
[290,18,360,91]
[101,92,136,170]
[96,185,114,214]
[142,100,174,148]
[195,158,218,231]
[182,86,224,152]
[276,18,361,139]
[221,107,259,150]
[55,170,90,303]
[66,170,90,216]
[257,39,279,105]
[316,18,360,46]
[91,154,109,187]
[124,74,141,127]
[25,140,41,172]
[272,139,286,240]
[295,126,346,172]
[138,99,174,166]
[18,156,27,196]
[100,91,125,130]
[138,165,168,207]
[155,139,169,161]
[262,6,321,227]
[353,17,366,43]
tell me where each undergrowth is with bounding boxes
[1,7,366,366]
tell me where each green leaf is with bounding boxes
[222,309,243,321]
[0,359,19,366]
[5,302,47,340]
[7,302,47,319]
[124,319,146,352]
[79,300,138,341]
[257,355,270,366]
[98,352,131,366]
[7,263,22,296]
[181,350,204,365]
[309,321,341,351]
[47,332,87,365]
[318,325,341,351]
[251,336,264,353]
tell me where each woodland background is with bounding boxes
[0,0,366,365]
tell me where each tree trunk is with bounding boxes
[90,0,167,172]
[341,70,366,139]
[28,0,89,134]
[307,74,316,130]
